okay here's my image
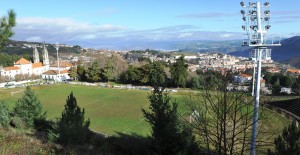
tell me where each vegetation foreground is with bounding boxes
[0,84,294,154]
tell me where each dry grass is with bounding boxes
[0,128,59,154]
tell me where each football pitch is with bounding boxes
[0,84,185,136]
[0,84,290,136]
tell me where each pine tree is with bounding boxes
[268,122,300,155]
[0,10,16,49]
[13,86,44,127]
[57,92,90,145]
[0,100,10,128]
[142,87,198,154]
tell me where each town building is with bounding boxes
[0,44,50,80]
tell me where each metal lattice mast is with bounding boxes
[240,2,281,154]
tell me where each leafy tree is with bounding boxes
[103,56,115,82]
[148,62,166,87]
[57,92,90,145]
[138,61,167,87]
[264,72,272,84]
[0,100,10,128]
[0,10,16,49]
[142,87,198,154]
[120,65,141,84]
[170,55,188,88]
[77,65,87,81]
[270,74,281,85]
[86,61,102,82]
[292,76,300,95]
[280,75,294,88]
[68,66,78,80]
[190,76,203,90]
[13,86,44,127]
[272,84,282,95]
[268,122,300,155]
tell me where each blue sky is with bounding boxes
[0,0,300,49]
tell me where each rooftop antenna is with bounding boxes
[240,1,281,154]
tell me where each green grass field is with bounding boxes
[1,84,154,136]
[0,84,291,137]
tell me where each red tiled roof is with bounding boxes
[42,69,69,75]
[287,69,300,73]
[32,62,43,68]
[52,62,73,67]
[15,58,31,65]
[3,66,20,71]
[240,73,252,78]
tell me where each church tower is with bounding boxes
[42,42,50,70]
[33,45,40,63]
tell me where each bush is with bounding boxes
[10,116,26,129]
[34,117,55,132]
[0,101,10,128]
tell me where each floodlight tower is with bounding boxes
[240,2,281,155]
[55,43,60,81]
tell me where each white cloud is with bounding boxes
[17,17,126,33]
[178,33,193,38]
[220,33,235,38]
[25,36,42,42]
[10,17,246,48]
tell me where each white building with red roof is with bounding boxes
[233,73,253,83]
[0,44,50,80]
[42,69,70,82]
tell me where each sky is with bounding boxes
[0,0,300,49]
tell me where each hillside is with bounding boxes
[283,55,300,68]
[229,36,300,61]
[0,40,83,57]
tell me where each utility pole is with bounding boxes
[240,1,281,154]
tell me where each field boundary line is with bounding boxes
[10,90,24,97]
[123,114,145,134]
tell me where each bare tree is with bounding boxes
[184,82,278,154]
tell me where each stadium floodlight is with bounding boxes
[250,25,257,30]
[264,2,270,6]
[242,25,246,30]
[55,43,61,78]
[239,2,281,155]
[264,17,270,21]
[264,10,270,14]
[265,25,271,29]
[240,2,245,7]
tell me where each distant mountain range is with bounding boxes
[102,40,249,53]
[229,36,300,62]
[1,40,82,57]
